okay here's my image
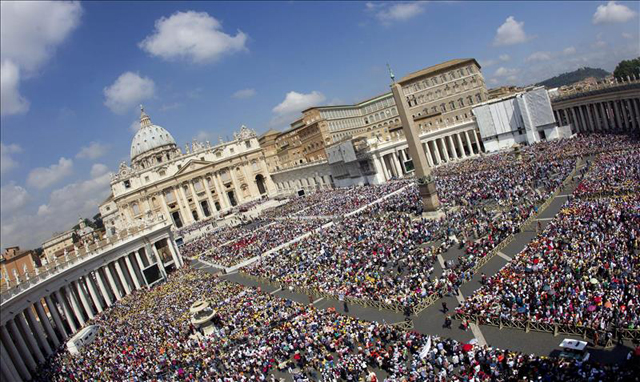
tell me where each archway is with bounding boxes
[255,174,267,195]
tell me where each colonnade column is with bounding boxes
[455,134,467,158]
[423,143,434,167]
[214,173,230,210]
[44,295,68,340]
[178,185,195,224]
[189,181,206,219]
[599,102,611,131]
[159,191,172,223]
[114,260,132,295]
[124,255,142,289]
[577,105,587,132]
[15,314,45,363]
[445,135,456,159]
[391,152,403,176]
[0,340,24,381]
[631,99,640,130]
[104,265,123,301]
[6,319,37,371]
[85,274,104,313]
[54,290,77,333]
[570,107,579,132]
[37,298,62,346]
[166,239,182,268]
[134,250,147,276]
[585,104,595,132]
[202,177,218,214]
[1,326,31,379]
[95,269,114,307]
[24,306,52,356]
[64,285,86,327]
[151,244,168,279]
[463,131,474,155]
[612,101,623,129]
[431,140,442,164]
[74,280,95,320]
[439,138,450,161]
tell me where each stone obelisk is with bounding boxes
[388,65,440,211]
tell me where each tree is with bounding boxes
[613,58,640,81]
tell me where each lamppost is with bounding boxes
[388,64,441,212]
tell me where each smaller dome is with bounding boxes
[130,107,177,161]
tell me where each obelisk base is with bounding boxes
[418,180,440,212]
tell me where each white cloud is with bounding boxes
[194,130,212,142]
[76,142,110,160]
[89,163,109,178]
[526,51,552,62]
[494,67,519,77]
[480,54,511,68]
[0,182,28,214]
[493,16,532,46]
[2,167,111,249]
[27,157,74,189]
[103,72,155,114]
[622,32,633,39]
[0,1,81,117]
[270,90,326,128]
[480,59,498,68]
[0,142,22,174]
[563,46,577,55]
[130,120,140,134]
[159,102,181,111]
[1,60,30,115]
[139,11,248,63]
[232,88,257,99]
[273,91,326,116]
[0,1,82,74]
[369,2,428,25]
[593,1,637,24]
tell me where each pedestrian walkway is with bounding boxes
[192,156,628,363]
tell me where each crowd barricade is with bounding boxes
[411,160,581,316]
[390,320,414,331]
[454,312,640,342]
[239,161,582,317]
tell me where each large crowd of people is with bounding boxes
[244,137,585,308]
[457,145,640,336]
[199,218,328,267]
[35,268,640,381]
[32,134,640,381]
[264,181,409,218]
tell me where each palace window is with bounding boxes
[165,190,175,203]
[245,141,251,149]
[132,203,140,215]
[123,180,131,189]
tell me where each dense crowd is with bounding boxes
[458,146,640,334]
[180,221,270,260]
[574,149,640,198]
[199,218,328,267]
[36,268,640,381]
[264,181,409,218]
[246,184,544,309]
[245,136,584,308]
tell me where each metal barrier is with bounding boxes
[454,312,640,342]
[240,161,582,317]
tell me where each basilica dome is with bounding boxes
[130,107,177,162]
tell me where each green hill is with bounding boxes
[537,67,610,88]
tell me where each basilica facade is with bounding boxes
[100,108,275,236]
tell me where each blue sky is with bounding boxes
[1,1,639,249]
